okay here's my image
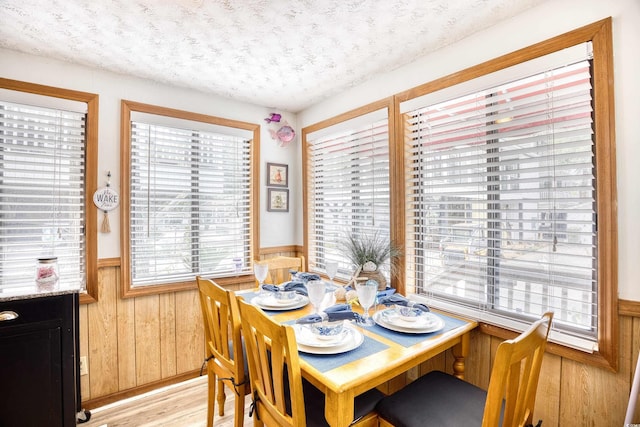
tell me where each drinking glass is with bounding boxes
[325,261,338,286]
[306,279,326,314]
[355,280,378,326]
[254,263,269,289]
[233,257,243,274]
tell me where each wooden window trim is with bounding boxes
[0,78,99,304]
[119,100,260,298]
[301,98,396,273]
[391,18,617,371]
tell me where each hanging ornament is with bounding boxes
[265,112,296,148]
[93,171,119,233]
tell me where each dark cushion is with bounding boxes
[375,370,497,427]
[271,356,384,426]
[302,378,385,427]
[227,338,250,383]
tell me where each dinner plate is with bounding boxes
[373,309,445,334]
[251,294,309,310]
[296,326,364,354]
[293,323,350,348]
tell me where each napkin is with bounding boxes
[377,294,430,312]
[295,304,363,324]
[294,272,321,283]
[261,281,308,296]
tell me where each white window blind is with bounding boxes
[306,109,390,279]
[404,47,597,349]
[129,120,252,286]
[0,100,87,291]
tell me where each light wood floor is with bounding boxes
[83,375,252,427]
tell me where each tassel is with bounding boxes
[101,211,111,233]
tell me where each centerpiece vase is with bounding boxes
[359,269,387,290]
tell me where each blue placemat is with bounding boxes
[297,333,389,373]
[362,312,468,347]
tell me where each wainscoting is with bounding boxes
[80,254,638,426]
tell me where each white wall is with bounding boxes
[0,49,302,257]
[1,0,638,299]
[299,0,640,300]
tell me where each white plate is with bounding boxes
[296,326,364,354]
[251,294,309,310]
[293,323,350,348]
[373,309,445,334]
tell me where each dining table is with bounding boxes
[240,287,478,427]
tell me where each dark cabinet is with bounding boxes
[0,293,79,427]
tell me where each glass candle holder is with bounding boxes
[36,256,59,290]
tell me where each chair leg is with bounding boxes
[217,379,226,416]
[233,389,245,427]
[207,370,216,427]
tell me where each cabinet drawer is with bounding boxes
[0,295,68,327]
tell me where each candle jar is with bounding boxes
[36,256,59,290]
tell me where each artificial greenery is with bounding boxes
[341,230,401,272]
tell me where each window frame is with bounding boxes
[120,100,260,297]
[0,78,99,304]
[392,18,617,371]
[302,98,396,277]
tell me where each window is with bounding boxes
[121,101,259,296]
[0,79,98,302]
[303,100,392,279]
[399,20,616,369]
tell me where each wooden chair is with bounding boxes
[236,297,384,427]
[376,312,553,427]
[257,255,305,285]
[196,277,250,427]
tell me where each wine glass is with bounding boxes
[355,280,378,326]
[325,261,338,286]
[306,279,326,314]
[254,263,269,290]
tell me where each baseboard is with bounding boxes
[82,370,201,410]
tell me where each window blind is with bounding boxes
[0,100,86,291]
[306,109,390,279]
[404,52,597,349]
[129,121,252,286]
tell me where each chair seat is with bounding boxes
[302,379,384,427]
[376,371,497,427]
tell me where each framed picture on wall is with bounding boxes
[267,162,288,187]
[267,188,289,212]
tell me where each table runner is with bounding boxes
[362,311,469,347]
[297,333,389,373]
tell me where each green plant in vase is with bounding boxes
[341,230,401,290]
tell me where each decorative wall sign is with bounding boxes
[267,162,288,187]
[93,171,119,233]
[267,188,289,212]
[93,186,120,211]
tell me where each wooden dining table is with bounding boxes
[242,288,478,427]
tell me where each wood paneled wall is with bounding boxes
[79,248,300,408]
[81,256,638,426]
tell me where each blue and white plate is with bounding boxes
[294,324,364,354]
[251,294,308,310]
[374,309,444,334]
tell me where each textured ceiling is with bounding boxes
[0,0,546,112]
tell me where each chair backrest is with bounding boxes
[258,255,306,285]
[237,297,306,427]
[196,277,246,387]
[483,312,553,427]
